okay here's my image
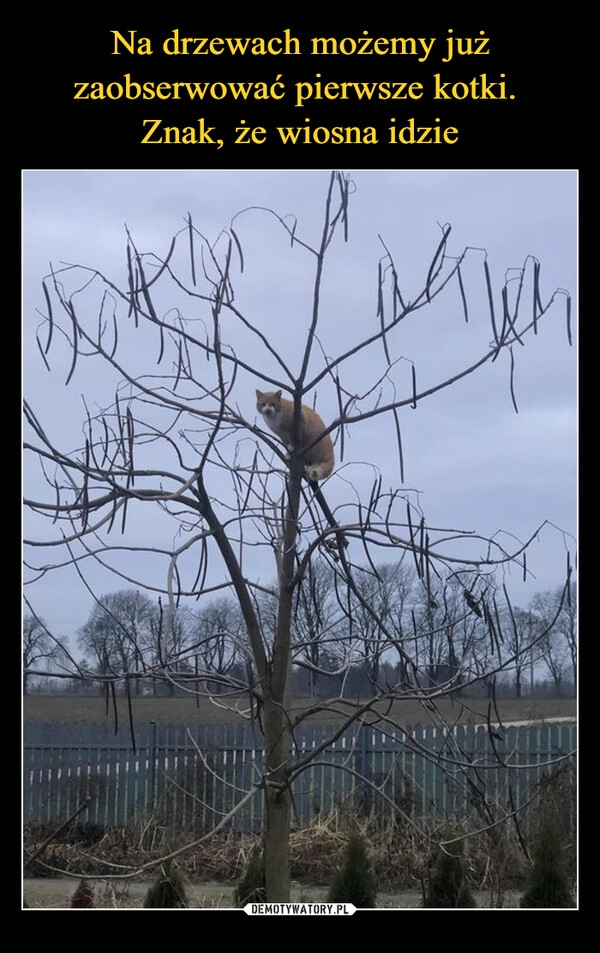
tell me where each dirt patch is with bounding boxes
[23,877,523,909]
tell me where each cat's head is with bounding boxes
[256,389,283,418]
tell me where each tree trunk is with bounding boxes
[262,696,292,900]
[260,452,302,901]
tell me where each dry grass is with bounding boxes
[23,812,528,894]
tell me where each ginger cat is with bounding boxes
[256,389,335,481]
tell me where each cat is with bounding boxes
[255,389,335,482]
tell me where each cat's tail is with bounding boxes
[308,480,349,553]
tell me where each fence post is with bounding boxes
[358,724,372,815]
[148,721,157,813]
[361,724,370,783]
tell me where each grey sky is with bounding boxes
[23,170,577,648]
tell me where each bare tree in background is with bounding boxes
[23,172,575,900]
[530,585,577,693]
[500,605,537,699]
[22,615,67,694]
[188,597,244,694]
[78,589,157,696]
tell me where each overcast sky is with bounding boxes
[23,170,577,648]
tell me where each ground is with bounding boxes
[23,692,576,727]
[23,877,524,910]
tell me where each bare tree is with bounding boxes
[344,562,415,690]
[23,172,574,899]
[420,571,492,687]
[290,558,343,696]
[22,614,67,694]
[188,597,244,693]
[78,589,157,695]
[530,585,577,693]
[500,605,537,699]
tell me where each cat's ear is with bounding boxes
[275,390,282,399]
[255,389,263,399]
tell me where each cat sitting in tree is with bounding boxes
[255,389,334,482]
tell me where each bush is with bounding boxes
[234,841,266,906]
[70,878,95,908]
[327,832,377,907]
[531,762,576,885]
[520,818,574,908]
[424,840,476,908]
[143,863,189,908]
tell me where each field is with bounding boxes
[23,692,576,727]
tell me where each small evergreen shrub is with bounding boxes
[70,879,95,908]
[327,832,377,907]
[234,842,266,906]
[424,841,476,908]
[520,818,574,908]
[143,863,188,908]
